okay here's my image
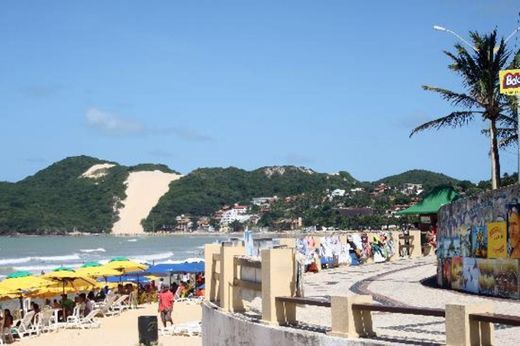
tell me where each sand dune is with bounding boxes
[80,163,116,179]
[112,170,180,235]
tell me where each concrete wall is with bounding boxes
[438,184,520,238]
[202,302,382,346]
[437,184,520,299]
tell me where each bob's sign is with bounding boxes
[499,69,520,95]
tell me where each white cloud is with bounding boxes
[86,108,144,135]
[85,107,215,142]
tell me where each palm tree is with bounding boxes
[410,30,518,189]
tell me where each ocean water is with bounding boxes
[0,235,227,278]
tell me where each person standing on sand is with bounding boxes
[158,285,174,328]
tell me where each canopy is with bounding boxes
[6,271,32,279]
[76,266,121,278]
[110,256,129,262]
[0,274,53,300]
[101,275,151,284]
[145,261,204,275]
[104,260,148,274]
[0,274,52,292]
[42,268,98,295]
[81,261,102,268]
[395,186,459,216]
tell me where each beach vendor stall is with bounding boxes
[396,186,459,255]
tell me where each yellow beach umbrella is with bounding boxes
[104,259,148,274]
[0,274,53,296]
[0,287,19,300]
[42,267,98,295]
[76,266,121,278]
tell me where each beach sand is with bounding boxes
[112,171,180,235]
[17,301,201,346]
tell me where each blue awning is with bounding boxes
[99,274,151,283]
[145,261,205,275]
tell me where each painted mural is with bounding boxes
[437,184,520,299]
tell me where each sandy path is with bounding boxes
[18,301,201,346]
[112,171,180,235]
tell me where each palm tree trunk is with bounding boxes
[490,119,501,189]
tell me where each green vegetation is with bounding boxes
[377,169,460,191]
[142,167,357,231]
[0,155,477,234]
[128,163,179,174]
[0,156,179,234]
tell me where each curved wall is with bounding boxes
[201,302,379,346]
[437,184,520,299]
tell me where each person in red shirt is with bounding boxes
[157,285,174,328]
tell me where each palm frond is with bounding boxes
[422,85,481,108]
[410,111,476,137]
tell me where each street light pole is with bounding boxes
[433,25,478,52]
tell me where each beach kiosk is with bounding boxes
[396,186,459,255]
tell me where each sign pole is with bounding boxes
[518,94,520,184]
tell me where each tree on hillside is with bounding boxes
[411,30,520,190]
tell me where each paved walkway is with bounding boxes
[297,256,520,345]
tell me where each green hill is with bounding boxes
[142,166,357,231]
[0,156,178,234]
[376,169,460,190]
[0,156,470,234]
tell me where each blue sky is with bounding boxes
[0,1,519,183]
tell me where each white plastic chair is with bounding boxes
[11,311,37,339]
[97,295,118,317]
[38,308,58,333]
[108,295,129,315]
[66,306,82,328]
[77,309,101,329]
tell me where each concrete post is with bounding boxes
[409,230,422,257]
[220,244,245,312]
[204,244,221,302]
[445,303,494,346]
[278,238,296,248]
[329,295,375,338]
[261,248,296,325]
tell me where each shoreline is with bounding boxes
[0,229,392,238]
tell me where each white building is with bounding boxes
[401,183,424,196]
[251,196,277,206]
[330,189,346,198]
[220,205,249,225]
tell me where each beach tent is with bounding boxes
[395,186,459,216]
[144,261,205,276]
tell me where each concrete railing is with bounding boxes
[274,294,520,346]
[205,242,295,319]
[203,238,439,346]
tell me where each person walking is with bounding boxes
[157,285,174,328]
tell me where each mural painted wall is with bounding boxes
[437,184,520,299]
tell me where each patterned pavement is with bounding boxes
[296,256,520,345]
